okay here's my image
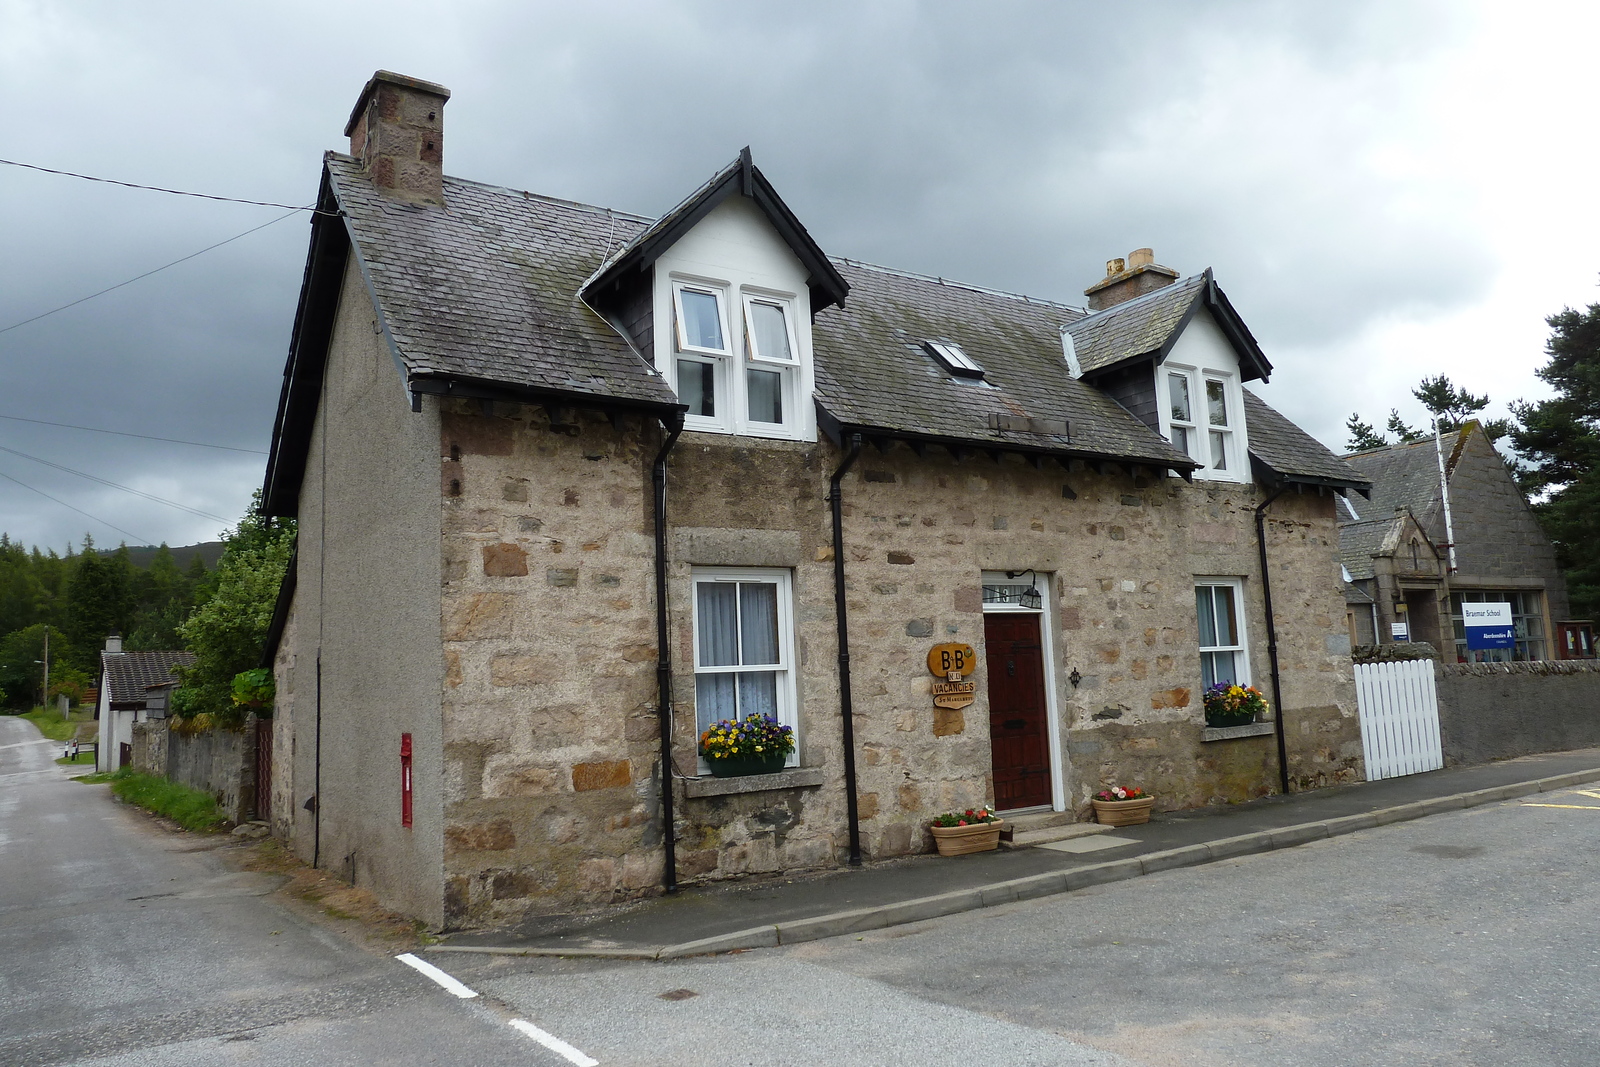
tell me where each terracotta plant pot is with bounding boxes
[1092,796,1155,826]
[705,752,789,779]
[930,820,1004,856]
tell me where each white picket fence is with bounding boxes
[1354,660,1443,780]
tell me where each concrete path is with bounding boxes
[434,748,1600,960]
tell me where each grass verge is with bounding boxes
[108,770,226,832]
[56,751,96,766]
[16,707,80,743]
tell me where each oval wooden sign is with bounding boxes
[927,643,977,678]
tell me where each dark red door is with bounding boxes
[984,612,1052,810]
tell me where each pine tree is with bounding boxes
[1345,414,1387,452]
[1511,301,1600,618]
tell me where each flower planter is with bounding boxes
[706,752,788,779]
[1205,711,1257,728]
[930,821,1004,856]
[1092,796,1155,826]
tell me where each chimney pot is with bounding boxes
[344,70,452,206]
[1084,248,1181,311]
[104,633,122,654]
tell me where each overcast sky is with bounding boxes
[2,1,1596,552]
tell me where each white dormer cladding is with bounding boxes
[1154,307,1251,483]
[653,197,816,442]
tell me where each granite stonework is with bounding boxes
[427,397,1360,926]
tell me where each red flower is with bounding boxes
[957,820,968,826]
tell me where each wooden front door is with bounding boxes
[984,612,1052,810]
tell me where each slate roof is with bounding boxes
[1338,517,1396,580]
[101,651,194,706]
[304,153,1353,479]
[1065,273,1207,376]
[811,262,1193,466]
[1242,390,1372,490]
[326,154,678,411]
[1342,437,1451,522]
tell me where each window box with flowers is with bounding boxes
[698,714,795,779]
[1203,682,1269,728]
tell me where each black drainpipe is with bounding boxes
[652,414,685,894]
[1254,483,1291,795]
[829,433,864,866]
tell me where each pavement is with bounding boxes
[432,747,1600,961]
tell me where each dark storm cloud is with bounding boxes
[0,0,1483,550]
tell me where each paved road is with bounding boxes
[440,786,1600,1066]
[0,715,562,1067]
[9,707,1598,1066]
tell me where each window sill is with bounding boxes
[681,766,825,798]
[1201,721,1276,742]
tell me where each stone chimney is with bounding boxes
[1084,248,1181,311]
[104,633,122,654]
[344,70,451,206]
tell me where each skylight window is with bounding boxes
[924,340,984,379]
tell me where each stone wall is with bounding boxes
[1438,660,1600,764]
[431,394,1361,926]
[165,719,256,824]
[130,719,167,777]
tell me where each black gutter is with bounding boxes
[652,414,685,893]
[1254,483,1291,795]
[829,433,865,866]
[408,373,683,419]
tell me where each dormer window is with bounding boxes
[665,275,810,439]
[653,195,819,443]
[924,340,984,379]
[1160,362,1246,482]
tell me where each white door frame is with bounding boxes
[980,570,1066,813]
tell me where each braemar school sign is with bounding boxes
[1463,601,1515,651]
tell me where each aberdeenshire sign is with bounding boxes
[1463,602,1515,651]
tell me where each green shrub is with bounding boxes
[108,771,226,832]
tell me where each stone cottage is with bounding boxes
[261,70,1372,929]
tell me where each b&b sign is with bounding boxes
[1463,602,1515,651]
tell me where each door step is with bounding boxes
[998,811,1112,849]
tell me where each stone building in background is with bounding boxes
[1339,421,1585,661]
[260,71,1372,929]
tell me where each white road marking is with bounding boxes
[395,952,479,998]
[509,1018,599,1066]
[0,739,51,751]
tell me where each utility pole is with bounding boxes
[42,627,51,715]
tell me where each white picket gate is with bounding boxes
[1354,660,1443,780]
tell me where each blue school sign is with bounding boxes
[1462,601,1515,651]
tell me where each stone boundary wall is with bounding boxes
[1438,660,1600,765]
[130,720,168,777]
[164,718,259,824]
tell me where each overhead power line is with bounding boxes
[0,209,301,336]
[0,465,149,544]
[0,442,231,523]
[0,413,268,454]
[0,157,335,215]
